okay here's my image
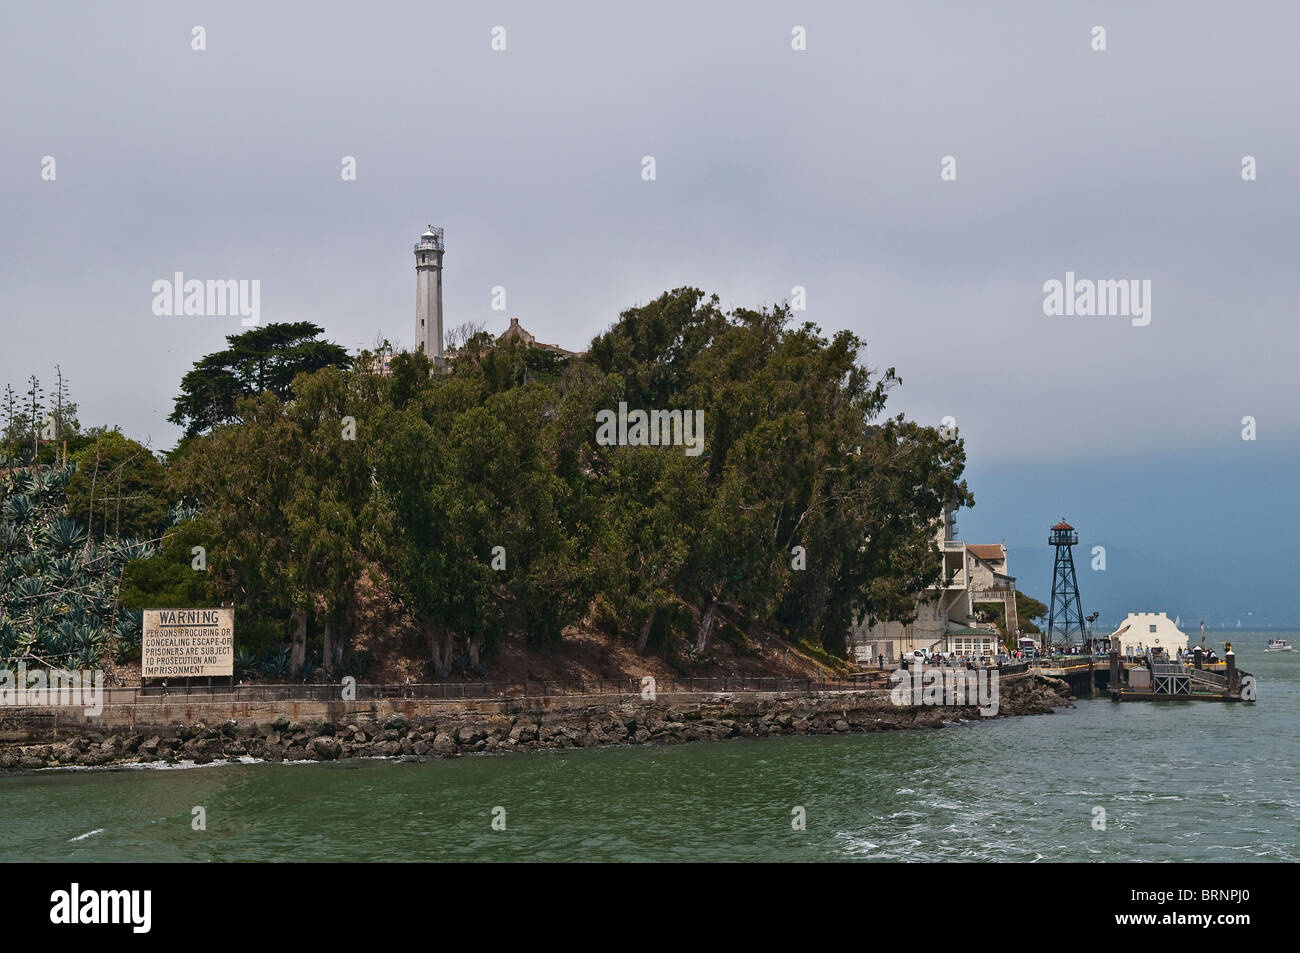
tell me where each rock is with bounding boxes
[80,747,111,766]
[432,733,457,756]
[50,743,77,763]
[311,736,342,760]
[455,725,486,746]
[508,723,538,743]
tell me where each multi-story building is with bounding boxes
[848,510,1017,662]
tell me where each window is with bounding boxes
[1149,624,1157,633]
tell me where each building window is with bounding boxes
[1149,624,1157,633]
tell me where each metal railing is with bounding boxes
[118,675,882,706]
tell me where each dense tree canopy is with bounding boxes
[168,322,352,438]
[66,430,169,542]
[153,288,972,677]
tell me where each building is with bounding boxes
[414,226,445,365]
[406,224,582,365]
[496,317,581,357]
[1111,612,1189,657]
[847,509,1017,662]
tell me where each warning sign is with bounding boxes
[141,609,234,678]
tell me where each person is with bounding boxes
[878,653,884,670]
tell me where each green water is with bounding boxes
[3,633,1296,862]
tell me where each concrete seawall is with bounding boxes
[0,673,1073,770]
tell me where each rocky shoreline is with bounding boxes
[0,674,1073,771]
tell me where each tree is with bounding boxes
[168,322,351,438]
[66,431,169,542]
[159,288,974,677]
[169,368,375,675]
[984,590,1048,636]
[445,320,486,352]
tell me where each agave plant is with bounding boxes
[0,522,24,555]
[41,516,86,555]
[2,494,34,526]
[0,462,149,674]
[0,619,18,662]
[261,646,291,679]
[168,501,198,526]
[233,648,260,680]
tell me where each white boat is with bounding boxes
[1265,638,1294,652]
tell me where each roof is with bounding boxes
[967,544,1005,561]
[494,317,583,357]
[1052,519,1074,531]
[947,625,996,636]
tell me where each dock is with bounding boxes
[1026,651,1253,702]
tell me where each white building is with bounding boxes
[848,510,1017,662]
[1111,612,1189,657]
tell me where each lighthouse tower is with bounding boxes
[414,225,445,364]
[1047,518,1087,651]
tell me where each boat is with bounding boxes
[1265,638,1294,653]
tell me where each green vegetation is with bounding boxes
[0,463,156,669]
[158,289,970,677]
[168,321,351,439]
[981,590,1049,645]
[1,290,972,680]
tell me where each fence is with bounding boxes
[120,675,882,706]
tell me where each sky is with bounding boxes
[1,2,1296,624]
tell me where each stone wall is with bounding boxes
[0,674,1073,771]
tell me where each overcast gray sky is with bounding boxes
[2,2,1296,621]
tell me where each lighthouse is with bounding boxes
[414,225,445,364]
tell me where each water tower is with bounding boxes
[1047,518,1086,651]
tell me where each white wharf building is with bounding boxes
[1111,612,1190,657]
[848,509,1017,662]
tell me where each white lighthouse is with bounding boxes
[414,225,445,364]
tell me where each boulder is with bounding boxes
[311,736,342,760]
[508,722,538,743]
[455,725,487,746]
